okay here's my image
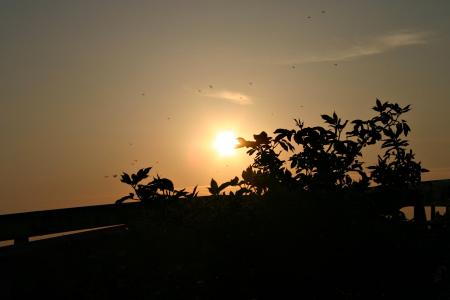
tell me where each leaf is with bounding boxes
[191,185,198,197]
[148,177,174,192]
[209,178,219,195]
[134,167,151,184]
[274,129,294,142]
[402,104,411,113]
[279,141,289,151]
[403,123,410,136]
[321,114,334,124]
[254,131,270,144]
[374,99,383,112]
[131,174,138,185]
[383,127,393,137]
[293,130,304,144]
[392,103,401,113]
[338,120,348,130]
[274,128,290,135]
[333,112,338,122]
[236,137,247,148]
[120,173,133,185]
[218,182,230,192]
[380,112,390,125]
[158,178,174,191]
[230,176,239,186]
[395,123,403,138]
[137,167,151,179]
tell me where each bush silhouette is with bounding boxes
[116,167,198,204]
[117,99,428,221]
[231,99,427,195]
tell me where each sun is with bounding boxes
[213,131,238,156]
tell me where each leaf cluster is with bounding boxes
[116,167,198,204]
[232,99,427,194]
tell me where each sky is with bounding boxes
[1,0,450,214]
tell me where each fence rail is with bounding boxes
[0,202,146,245]
[1,180,450,246]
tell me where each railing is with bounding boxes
[0,202,147,246]
[414,179,450,221]
[1,180,449,246]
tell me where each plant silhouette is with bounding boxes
[116,100,428,221]
[116,167,198,204]
[233,99,427,195]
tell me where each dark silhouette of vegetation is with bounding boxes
[116,167,197,204]
[208,100,427,200]
[113,99,434,230]
[116,100,428,222]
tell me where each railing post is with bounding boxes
[430,205,436,221]
[413,191,426,226]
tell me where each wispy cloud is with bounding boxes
[203,90,252,105]
[284,30,431,64]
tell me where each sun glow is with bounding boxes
[213,131,238,156]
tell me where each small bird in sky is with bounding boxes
[167,117,171,120]
[134,159,138,162]
[113,174,118,178]
[307,15,312,19]
[209,85,213,89]
[128,142,133,146]
[198,89,202,93]
[334,63,338,67]
[321,10,326,14]
[104,175,109,178]
[141,92,145,96]
[291,65,296,69]
[248,81,253,86]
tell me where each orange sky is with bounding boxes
[1,1,450,213]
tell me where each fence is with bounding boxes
[1,180,449,246]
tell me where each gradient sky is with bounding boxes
[1,0,450,213]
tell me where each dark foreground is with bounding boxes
[1,194,450,299]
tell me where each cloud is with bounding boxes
[204,90,252,105]
[285,30,431,64]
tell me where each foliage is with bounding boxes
[234,99,428,194]
[115,99,428,221]
[233,131,295,195]
[360,100,429,187]
[208,177,239,196]
[115,167,198,204]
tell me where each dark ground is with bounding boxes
[1,194,450,299]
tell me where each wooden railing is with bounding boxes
[413,179,450,221]
[1,180,449,246]
[0,202,147,245]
